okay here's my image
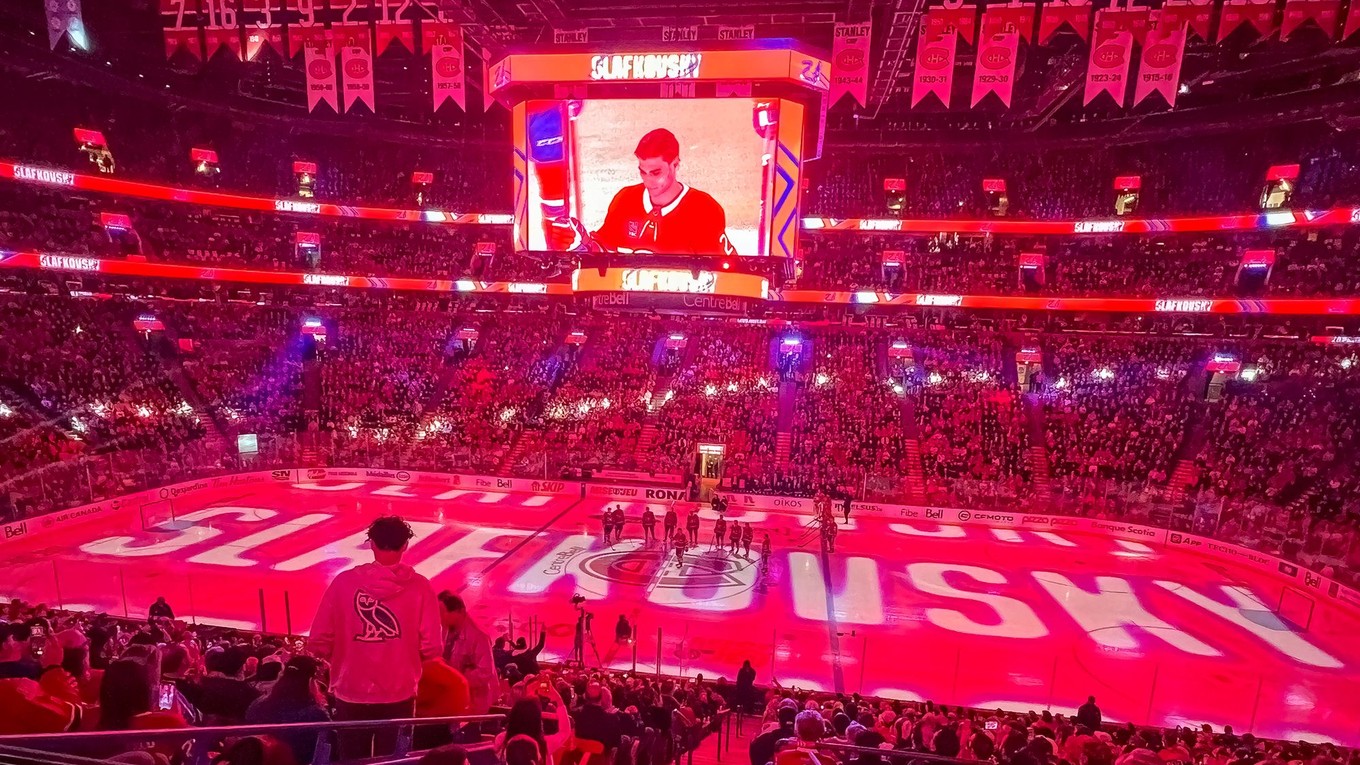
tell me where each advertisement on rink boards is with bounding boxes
[293,467,580,496]
[584,483,689,502]
[0,470,284,548]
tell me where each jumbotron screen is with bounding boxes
[514,98,804,257]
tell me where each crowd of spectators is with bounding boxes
[0,585,731,765]
[411,309,568,475]
[3,288,1360,567]
[5,591,1356,765]
[747,689,1357,765]
[0,294,211,516]
[1039,338,1196,493]
[912,333,1032,506]
[741,330,910,497]
[0,74,506,212]
[795,231,1360,298]
[643,325,780,477]
[170,301,305,436]
[804,128,1360,219]
[0,184,562,283]
[523,318,660,476]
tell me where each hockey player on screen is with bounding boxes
[548,128,738,256]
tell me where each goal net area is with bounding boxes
[139,499,177,531]
[1277,586,1316,632]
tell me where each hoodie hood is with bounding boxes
[351,562,419,599]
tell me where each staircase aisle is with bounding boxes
[1166,402,1211,503]
[496,428,537,476]
[775,432,792,469]
[123,323,231,454]
[899,394,926,503]
[1021,394,1053,502]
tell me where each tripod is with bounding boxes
[572,608,602,667]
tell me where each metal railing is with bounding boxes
[0,745,118,765]
[0,714,503,765]
[773,739,975,765]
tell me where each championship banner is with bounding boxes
[1347,0,1360,37]
[982,1,1037,41]
[1160,0,1215,39]
[336,22,375,112]
[926,1,980,43]
[1281,0,1342,38]
[1084,7,1143,106]
[424,22,466,112]
[375,19,414,53]
[1133,12,1187,107]
[911,27,958,107]
[1039,0,1092,42]
[717,24,756,40]
[45,0,87,50]
[301,28,339,112]
[971,29,1020,107]
[1217,0,1279,41]
[830,22,873,107]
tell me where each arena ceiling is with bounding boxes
[1,0,1358,138]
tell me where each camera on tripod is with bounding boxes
[570,594,598,666]
[571,594,593,625]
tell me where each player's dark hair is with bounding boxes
[367,515,415,551]
[438,591,466,612]
[635,128,680,163]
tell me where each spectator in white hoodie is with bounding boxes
[309,516,442,760]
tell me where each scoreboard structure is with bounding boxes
[491,42,830,263]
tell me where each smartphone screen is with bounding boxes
[985,721,999,731]
[158,683,176,711]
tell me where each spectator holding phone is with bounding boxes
[0,621,44,680]
[497,674,574,765]
[93,651,190,732]
[0,629,80,734]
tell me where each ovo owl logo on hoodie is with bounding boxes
[353,590,401,642]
